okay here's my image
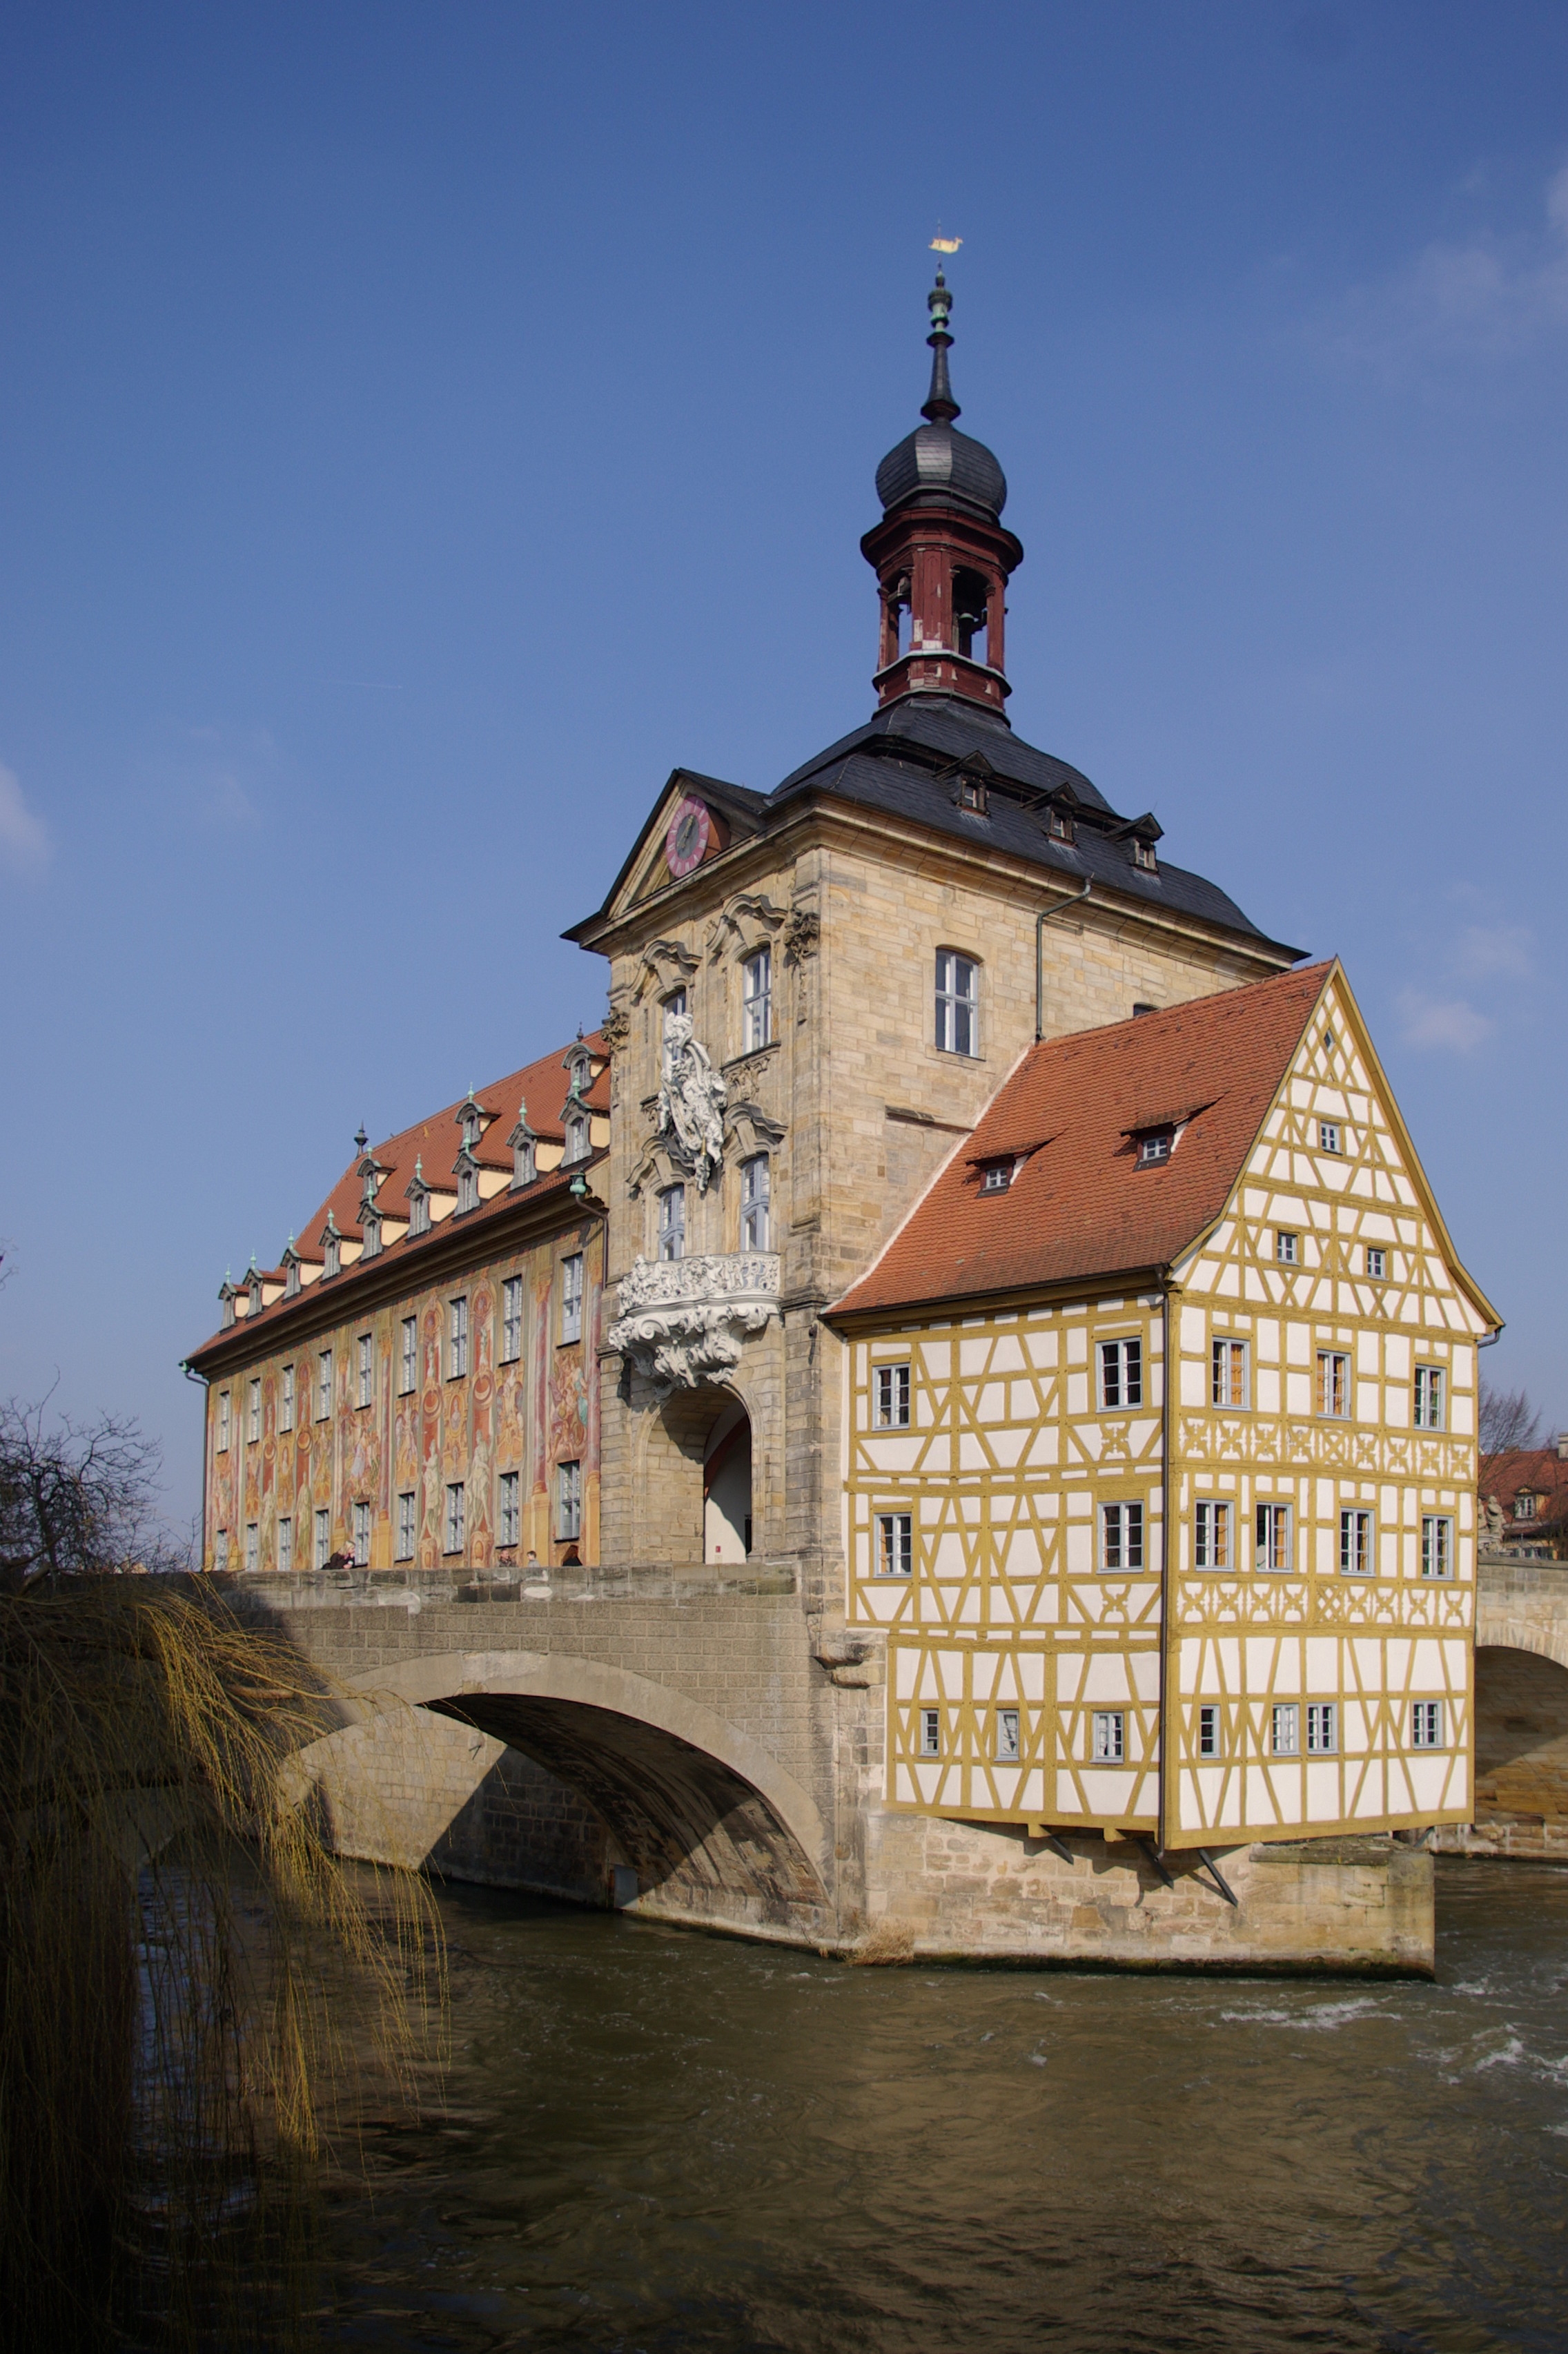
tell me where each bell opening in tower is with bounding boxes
[953,567,990,665]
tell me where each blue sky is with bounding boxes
[2,1,1566,1532]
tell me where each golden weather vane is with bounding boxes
[930,230,963,257]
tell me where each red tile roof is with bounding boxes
[830,966,1333,1318]
[189,1035,609,1359]
[1480,1446,1568,1524]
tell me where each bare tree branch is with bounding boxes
[0,1398,185,1588]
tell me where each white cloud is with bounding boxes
[1456,922,1533,982]
[1397,989,1493,1053]
[0,762,50,878]
[1321,163,1568,374]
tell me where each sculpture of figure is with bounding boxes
[657,1014,727,1193]
[1482,1492,1505,1548]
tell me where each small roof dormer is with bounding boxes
[509,1098,538,1190]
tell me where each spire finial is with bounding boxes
[923,234,963,425]
[355,1122,368,1155]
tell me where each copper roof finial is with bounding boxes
[923,233,962,425]
[355,1123,368,1155]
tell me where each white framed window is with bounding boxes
[1048,804,1074,843]
[917,1708,941,1758]
[217,1391,231,1452]
[743,947,772,1053]
[1366,1247,1386,1279]
[557,1459,582,1543]
[1256,1501,1292,1573]
[740,1154,771,1252]
[448,1296,469,1381]
[662,989,688,1075]
[1411,1700,1444,1750]
[1091,1710,1125,1763]
[323,1225,341,1278]
[560,1254,584,1344]
[1099,1338,1142,1410]
[1316,1351,1349,1418]
[1101,1502,1144,1570]
[1137,1129,1173,1167]
[658,1185,685,1262]
[498,1470,520,1549]
[1276,1231,1298,1265]
[1319,1120,1342,1154]
[316,1350,333,1422]
[247,1378,261,1443]
[979,1161,1012,1194]
[456,1157,478,1214]
[244,1521,259,1574]
[512,1132,536,1188]
[1421,1515,1453,1579]
[874,1365,911,1429]
[877,1512,913,1576]
[934,950,979,1056]
[215,1527,229,1571]
[395,1490,416,1562]
[1194,1501,1232,1570]
[357,1332,373,1410]
[351,1499,370,1568]
[399,1316,417,1396]
[1414,1365,1446,1430]
[277,1516,293,1575]
[501,1277,523,1364]
[409,1187,431,1238]
[1211,1337,1248,1409]
[1516,1492,1538,1521]
[1306,1702,1338,1755]
[1198,1704,1219,1758]
[1340,1508,1373,1577]
[1133,837,1157,874]
[1271,1702,1300,1757]
[995,1708,1020,1762]
[313,1508,331,1571]
[565,1115,589,1164]
[443,1481,465,1556]
[280,1364,295,1433]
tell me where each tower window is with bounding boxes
[743,948,772,1052]
[934,951,979,1057]
[741,1154,771,1252]
[1133,839,1157,874]
[658,1185,685,1262]
[662,990,688,1076]
[956,774,988,815]
[952,567,990,663]
[1047,805,1075,844]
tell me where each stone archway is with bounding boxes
[631,1384,756,1564]
[295,1649,832,1940]
[703,1397,752,1562]
[1473,1646,1568,1833]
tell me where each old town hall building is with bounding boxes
[188,264,1497,1905]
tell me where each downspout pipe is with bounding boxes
[1157,1281,1173,1852]
[1035,881,1092,1042]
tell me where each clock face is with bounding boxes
[665,796,712,879]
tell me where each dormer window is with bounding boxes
[509,1099,538,1189]
[219,1281,237,1330]
[285,1262,300,1299]
[1133,838,1157,874]
[406,1160,431,1238]
[565,1115,589,1165]
[458,1093,484,1152]
[1138,1129,1173,1167]
[361,1212,382,1261]
[957,775,988,815]
[247,1272,263,1317]
[980,1162,1012,1194]
[322,1214,342,1279]
[455,1154,478,1214]
[1047,805,1074,844]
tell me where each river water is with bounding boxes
[321,1860,1568,2353]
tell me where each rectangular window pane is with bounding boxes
[1306,1702,1337,1755]
[1195,1501,1232,1570]
[741,1154,771,1252]
[351,1500,370,1567]
[400,1316,418,1394]
[919,1707,941,1757]
[658,1187,685,1262]
[934,951,979,1056]
[1414,1366,1445,1430]
[217,1391,231,1451]
[281,1364,295,1432]
[877,1512,912,1576]
[215,1528,229,1571]
[743,947,772,1053]
[1099,1339,1143,1410]
[1211,1338,1248,1409]
[1198,1704,1219,1758]
[1101,1502,1144,1571]
[395,1491,415,1563]
[244,1521,259,1574]
[501,1278,523,1365]
[1421,1516,1452,1578]
[874,1365,911,1429]
[995,1707,1020,1762]
[1276,1231,1297,1264]
[1366,1247,1386,1279]
[248,1379,261,1443]
[1255,1502,1291,1573]
[357,1332,373,1409]
[444,1481,465,1555]
[1340,1509,1373,1576]
[557,1460,582,1542]
[449,1296,469,1380]
[277,1516,293,1575]
[1319,1121,1340,1154]
[1091,1710,1124,1762]
[498,1470,520,1548]
[1316,1352,1348,1417]
[317,1350,332,1421]
[1412,1700,1443,1749]
[313,1508,331,1571]
[560,1254,583,1345]
[1271,1703,1300,1756]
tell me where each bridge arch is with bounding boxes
[1471,1617,1568,1838]
[326,1649,830,1929]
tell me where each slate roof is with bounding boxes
[188,1035,609,1364]
[827,965,1335,1319]
[567,697,1302,958]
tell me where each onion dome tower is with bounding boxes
[861,266,1024,716]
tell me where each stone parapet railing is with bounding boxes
[224,1555,801,1613]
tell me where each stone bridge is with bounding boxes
[1440,1553,1568,1862]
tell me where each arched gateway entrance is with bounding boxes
[296,1651,830,1938]
[633,1389,756,1564]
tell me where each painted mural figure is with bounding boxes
[657,1014,727,1194]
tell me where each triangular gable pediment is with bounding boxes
[564,768,767,938]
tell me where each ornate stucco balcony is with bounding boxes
[607,1252,781,1395]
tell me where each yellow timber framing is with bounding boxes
[831,960,1501,1854]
